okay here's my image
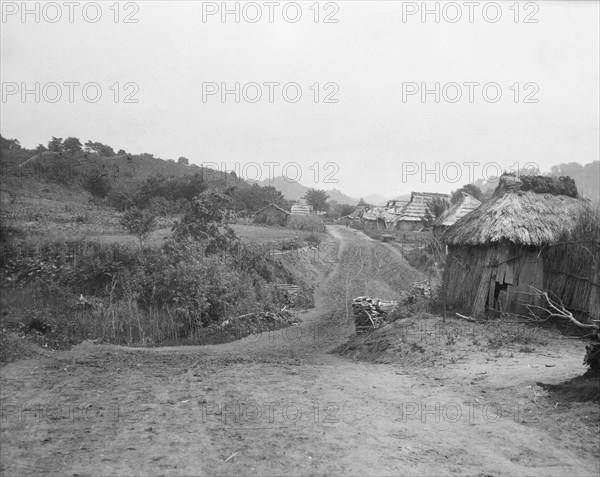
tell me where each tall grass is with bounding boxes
[0,233,311,349]
[287,215,326,233]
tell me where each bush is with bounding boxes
[82,170,111,198]
[287,215,326,233]
[305,233,322,247]
[120,207,157,248]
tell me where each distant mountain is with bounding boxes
[257,177,359,204]
[363,194,389,206]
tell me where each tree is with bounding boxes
[178,156,189,166]
[82,168,111,198]
[231,184,288,214]
[47,137,64,153]
[117,149,128,155]
[424,196,450,226]
[451,183,483,204]
[357,198,369,206]
[120,207,157,249]
[63,137,82,154]
[84,140,115,156]
[36,144,48,153]
[335,203,356,217]
[303,188,330,212]
[172,190,238,254]
[0,135,21,150]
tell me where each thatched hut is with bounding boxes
[395,192,450,231]
[253,204,290,226]
[432,193,482,239]
[442,174,598,321]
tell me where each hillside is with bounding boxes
[1,150,247,193]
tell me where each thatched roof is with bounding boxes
[398,192,450,222]
[433,193,482,228]
[254,203,290,216]
[442,175,586,246]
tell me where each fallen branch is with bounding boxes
[455,313,476,323]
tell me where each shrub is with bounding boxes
[305,233,322,247]
[82,170,111,198]
[287,215,326,233]
[120,207,157,249]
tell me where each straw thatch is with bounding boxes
[433,193,482,228]
[399,192,450,223]
[443,179,585,247]
[441,174,597,321]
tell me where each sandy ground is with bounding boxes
[1,226,598,476]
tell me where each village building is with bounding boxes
[385,198,409,214]
[432,192,482,239]
[340,205,368,225]
[253,203,291,226]
[290,204,313,216]
[363,207,401,230]
[442,174,598,322]
[394,192,451,231]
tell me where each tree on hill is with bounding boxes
[0,135,21,150]
[231,184,288,214]
[82,168,112,198]
[334,203,356,217]
[48,137,64,153]
[84,140,115,156]
[63,137,83,154]
[303,188,330,212]
[173,190,238,254]
[178,156,189,165]
[117,149,128,155]
[451,183,483,204]
[36,144,48,153]
[120,207,157,250]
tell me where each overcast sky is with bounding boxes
[2,1,598,198]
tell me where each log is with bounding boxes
[455,313,476,323]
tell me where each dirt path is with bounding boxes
[1,226,598,476]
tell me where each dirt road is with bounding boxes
[1,226,598,476]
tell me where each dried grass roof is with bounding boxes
[443,175,585,246]
[398,192,450,222]
[254,203,291,216]
[433,193,482,228]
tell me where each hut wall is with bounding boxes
[395,221,421,232]
[444,246,489,315]
[445,243,544,318]
[254,207,289,226]
[542,241,600,324]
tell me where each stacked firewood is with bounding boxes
[352,296,398,335]
[412,280,431,297]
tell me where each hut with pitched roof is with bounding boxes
[442,174,598,321]
[432,192,482,238]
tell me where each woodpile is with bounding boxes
[352,296,398,335]
[218,310,300,336]
[412,280,431,297]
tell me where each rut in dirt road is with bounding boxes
[1,226,598,477]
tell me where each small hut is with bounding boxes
[442,174,593,320]
[385,199,409,214]
[253,204,291,226]
[432,193,482,239]
[395,192,450,231]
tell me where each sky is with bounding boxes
[1,0,599,198]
